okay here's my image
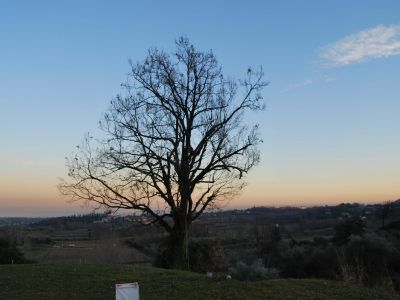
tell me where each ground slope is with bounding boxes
[0,264,397,300]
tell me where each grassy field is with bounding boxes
[0,264,398,300]
[22,238,151,264]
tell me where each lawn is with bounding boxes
[0,264,397,299]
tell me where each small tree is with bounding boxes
[59,37,267,269]
[333,217,366,245]
[376,200,394,228]
[0,237,27,264]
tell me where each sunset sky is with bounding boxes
[1,1,399,216]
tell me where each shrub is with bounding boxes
[228,259,279,281]
[0,237,28,264]
[333,218,365,245]
[337,233,400,288]
[188,239,225,273]
[279,244,338,279]
[155,238,226,272]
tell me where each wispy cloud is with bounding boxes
[287,79,314,91]
[284,75,335,92]
[320,24,400,66]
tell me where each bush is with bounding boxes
[0,238,28,264]
[333,218,365,245]
[155,238,225,272]
[188,239,225,273]
[337,233,400,288]
[154,237,174,269]
[279,243,338,279]
[228,259,279,281]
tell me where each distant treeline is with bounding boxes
[30,213,106,228]
[0,218,45,227]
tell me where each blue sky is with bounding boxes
[0,1,399,216]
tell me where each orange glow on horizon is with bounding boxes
[0,164,398,216]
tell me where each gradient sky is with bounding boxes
[1,1,399,216]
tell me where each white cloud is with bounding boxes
[287,79,314,90]
[320,24,400,66]
[284,75,336,92]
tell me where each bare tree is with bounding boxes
[59,37,267,268]
[376,200,394,228]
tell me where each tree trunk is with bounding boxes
[167,221,190,270]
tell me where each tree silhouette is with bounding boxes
[376,200,394,228]
[59,37,267,268]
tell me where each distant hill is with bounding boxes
[0,217,44,227]
[29,213,106,228]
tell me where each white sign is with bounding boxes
[116,282,140,300]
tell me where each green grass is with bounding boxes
[0,264,398,299]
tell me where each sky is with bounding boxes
[0,1,399,216]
